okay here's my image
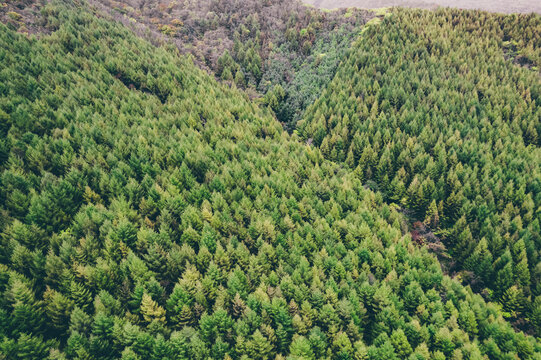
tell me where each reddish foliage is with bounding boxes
[410,230,424,245]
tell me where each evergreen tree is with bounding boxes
[140,294,166,325]
[390,329,412,358]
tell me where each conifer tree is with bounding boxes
[140,293,166,325]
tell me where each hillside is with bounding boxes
[300,8,541,335]
[0,1,539,359]
[81,0,373,129]
[1,0,373,129]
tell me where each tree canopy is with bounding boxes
[300,7,541,336]
[0,1,540,359]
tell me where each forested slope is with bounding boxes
[2,0,373,128]
[299,8,541,335]
[0,2,539,359]
[82,0,373,128]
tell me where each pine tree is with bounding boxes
[140,293,166,325]
[232,293,246,318]
[292,313,308,335]
[289,335,314,360]
[222,67,234,82]
[246,330,274,360]
[512,240,530,289]
[458,305,478,335]
[433,327,455,357]
[411,343,430,360]
[9,280,44,336]
[332,331,353,359]
[69,306,92,335]
[177,304,194,327]
[443,190,463,224]
[121,348,141,360]
[44,287,75,334]
[464,238,493,284]
[353,340,368,360]
[390,329,412,358]
[12,333,53,360]
[70,280,93,311]
[235,70,246,87]
[423,199,439,229]
[500,285,524,318]
[495,261,514,299]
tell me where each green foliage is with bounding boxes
[90,0,372,129]
[300,8,541,333]
[0,2,538,359]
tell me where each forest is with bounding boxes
[85,0,373,129]
[299,8,541,336]
[0,0,540,359]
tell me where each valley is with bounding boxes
[0,1,539,358]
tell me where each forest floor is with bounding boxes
[304,0,541,14]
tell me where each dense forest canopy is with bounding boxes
[80,0,372,129]
[0,0,540,359]
[300,7,541,336]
